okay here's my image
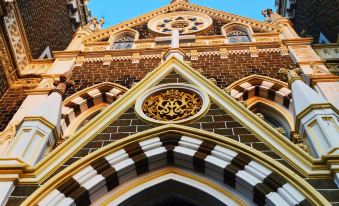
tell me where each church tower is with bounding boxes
[0,0,338,205]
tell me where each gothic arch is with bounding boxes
[23,125,328,206]
[61,82,128,140]
[221,22,254,43]
[109,29,139,50]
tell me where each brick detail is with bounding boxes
[65,58,162,98]
[291,0,339,43]
[189,51,295,88]
[16,0,74,58]
[0,88,26,131]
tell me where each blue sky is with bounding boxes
[88,0,275,29]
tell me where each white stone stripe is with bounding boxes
[139,137,162,151]
[266,192,290,206]
[38,189,72,206]
[245,161,272,182]
[278,183,306,205]
[212,145,238,162]
[72,166,97,185]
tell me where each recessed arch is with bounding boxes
[221,22,254,43]
[102,169,248,206]
[247,97,295,136]
[23,125,328,206]
[60,82,128,142]
[109,29,139,50]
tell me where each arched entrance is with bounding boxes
[23,126,328,206]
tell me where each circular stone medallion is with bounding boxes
[147,11,213,34]
[135,84,210,125]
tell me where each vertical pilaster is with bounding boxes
[289,70,339,156]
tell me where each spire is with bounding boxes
[171,0,189,3]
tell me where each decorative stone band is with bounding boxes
[228,78,292,110]
[61,83,128,140]
[38,133,311,206]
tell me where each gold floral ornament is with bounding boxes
[142,89,202,121]
[135,83,210,125]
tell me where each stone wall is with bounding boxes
[15,0,74,58]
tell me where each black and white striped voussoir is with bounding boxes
[61,86,125,134]
[231,80,292,109]
[38,133,312,206]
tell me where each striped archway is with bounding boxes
[23,125,328,206]
[226,75,292,110]
[60,82,128,140]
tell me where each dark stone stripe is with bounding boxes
[193,141,216,173]
[267,89,276,101]
[91,158,119,191]
[231,153,252,170]
[255,86,260,96]
[242,90,249,101]
[62,114,70,127]
[98,87,108,103]
[165,145,176,164]
[124,142,148,175]
[160,133,182,164]
[197,141,216,155]
[263,172,287,191]
[283,96,290,108]
[297,199,313,206]
[253,183,274,205]
[133,153,149,175]
[159,133,182,146]
[66,101,81,117]
[193,152,207,173]
[223,164,241,188]
[57,178,91,206]
[80,93,94,108]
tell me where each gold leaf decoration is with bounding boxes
[142,89,202,121]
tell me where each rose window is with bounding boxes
[148,11,213,34]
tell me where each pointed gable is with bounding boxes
[84,1,280,43]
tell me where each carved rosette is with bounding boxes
[147,11,212,34]
[136,84,210,125]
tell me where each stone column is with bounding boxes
[0,181,14,206]
[289,70,339,157]
[288,70,339,185]
[5,89,62,166]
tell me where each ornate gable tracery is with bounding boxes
[83,1,280,44]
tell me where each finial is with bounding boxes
[85,17,104,32]
[171,0,189,3]
[261,8,281,23]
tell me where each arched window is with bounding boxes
[112,35,134,50]
[249,101,291,137]
[226,30,250,43]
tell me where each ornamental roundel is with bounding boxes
[147,11,213,34]
[135,84,210,125]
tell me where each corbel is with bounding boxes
[249,46,258,57]
[220,48,228,59]
[103,55,112,66]
[190,50,198,61]
[75,56,85,67]
[132,53,140,64]
[280,44,289,56]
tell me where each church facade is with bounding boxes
[0,0,338,205]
